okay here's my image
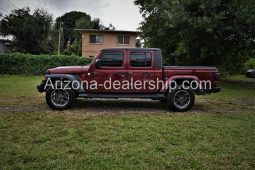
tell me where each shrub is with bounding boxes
[244,58,255,71]
[0,53,93,75]
[217,66,230,78]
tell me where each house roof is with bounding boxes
[75,29,138,34]
[0,39,12,43]
[0,35,13,41]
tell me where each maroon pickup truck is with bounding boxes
[37,48,220,111]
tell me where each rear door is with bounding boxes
[126,50,156,93]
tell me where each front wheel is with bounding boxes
[46,87,76,110]
[167,88,195,112]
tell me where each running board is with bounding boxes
[79,93,165,99]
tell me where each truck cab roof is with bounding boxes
[101,48,161,52]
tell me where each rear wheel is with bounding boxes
[167,88,195,112]
[46,87,75,110]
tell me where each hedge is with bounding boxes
[0,53,94,75]
[244,58,255,70]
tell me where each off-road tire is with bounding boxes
[167,87,195,112]
[46,87,76,110]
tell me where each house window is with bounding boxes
[130,52,152,67]
[117,35,129,45]
[90,35,102,44]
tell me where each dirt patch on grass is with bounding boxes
[0,99,169,114]
[0,96,254,117]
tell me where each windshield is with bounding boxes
[90,51,101,64]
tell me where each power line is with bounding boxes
[5,0,19,9]
[27,0,30,6]
[1,1,15,14]
[0,6,11,14]
[58,21,62,56]
[26,0,38,11]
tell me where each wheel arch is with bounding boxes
[45,74,85,94]
[160,75,200,94]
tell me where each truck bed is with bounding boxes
[163,66,218,71]
[163,66,218,82]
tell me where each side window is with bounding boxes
[100,52,124,67]
[130,52,152,67]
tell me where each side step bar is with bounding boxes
[79,93,166,100]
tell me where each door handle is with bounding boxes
[117,72,127,76]
[143,72,151,76]
[127,72,133,76]
[89,72,97,76]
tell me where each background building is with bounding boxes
[76,29,137,57]
[0,37,12,54]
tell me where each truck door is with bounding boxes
[126,50,156,93]
[87,50,127,93]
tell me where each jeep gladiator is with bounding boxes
[37,48,220,111]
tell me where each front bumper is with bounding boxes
[37,81,46,93]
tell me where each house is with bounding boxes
[0,38,12,54]
[76,29,138,57]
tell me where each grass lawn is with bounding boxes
[223,74,255,84]
[0,75,255,169]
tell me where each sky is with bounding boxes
[0,0,143,31]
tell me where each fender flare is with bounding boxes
[45,74,85,94]
[160,75,200,93]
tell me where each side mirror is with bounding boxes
[95,59,102,68]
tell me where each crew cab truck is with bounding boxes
[37,48,220,111]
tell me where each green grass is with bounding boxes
[1,112,254,169]
[0,75,42,97]
[0,75,43,106]
[0,75,255,169]
[223,75,255,83]
[204,82,255,99]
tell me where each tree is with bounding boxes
[91,18,102,29]
[134,0,255,74]
[55,11,93,48]
[0,7,53,54]
[136,38,142,48]
[57,12,115,56]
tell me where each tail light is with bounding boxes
[214,72,220,81]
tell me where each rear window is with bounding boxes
[130,52,152,67]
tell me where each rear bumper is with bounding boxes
[37,82,46,93]
[196,87,221,95]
